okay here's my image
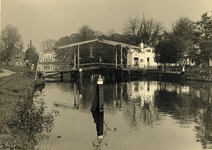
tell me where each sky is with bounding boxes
[1,0,212,51]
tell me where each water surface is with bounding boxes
[36,74,212,150]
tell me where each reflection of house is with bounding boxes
[1,46,26,67]
[127,81,158,105]
[127,43,157,68]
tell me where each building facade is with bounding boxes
[39,52,56,62]
[1,46,26,67]
[127,43,157,68]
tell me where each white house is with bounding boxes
[40,52,56,62]
[127,43,157,69]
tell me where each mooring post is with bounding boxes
[97,74,104,139]
[79,68,83,85]
[97,75,104,112]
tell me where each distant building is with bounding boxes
[1,46,26,67]
[39,52,56,62]
[127,43,157,68]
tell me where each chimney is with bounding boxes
[140,42,144,52]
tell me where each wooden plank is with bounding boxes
[99,39,140,49]
[55,39,99,50]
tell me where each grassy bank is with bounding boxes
[0,66,54,149]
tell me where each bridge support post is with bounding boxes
[78,44,80,69]
[74,48,76,69]
[121,70,123,80]
[60,72,63,81]
[70,72,76,81]
[128,68,131,81]
[115,47,117,69]
[112,74,116,82]
[121,46,123,69]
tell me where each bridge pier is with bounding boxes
[60,72,63,81]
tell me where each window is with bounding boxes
[134,58,139,66]
[16,62,22,65]
[140,59,144,63]
[146,49,151,52]
[147,57,149,62]
[133,82,139,92]
[18,54,21,57]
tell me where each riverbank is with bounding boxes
[0,66,52,149]
[183,67,212,82]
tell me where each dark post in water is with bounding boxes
[91,75,104,140]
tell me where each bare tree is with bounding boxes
[106,29,116,37]
[40,39,56,53]
[1,24,22,49]
[123,16,140,45]
[138,18,164,47]
[95,31,104,38]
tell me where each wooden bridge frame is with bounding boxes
[54,39,141,70]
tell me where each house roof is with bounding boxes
[3,46,22,52]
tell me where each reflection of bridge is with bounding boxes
[37,39,140,79]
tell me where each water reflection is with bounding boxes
[36,74,212,150]
[91,85,104,139]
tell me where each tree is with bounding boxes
[196,11,212,75]
[105,29,116,37]
[155,35,185,72]
[138,18,164,47]
[55,36,72,47]
[40,39,56,53]
[1,24,23,50]
[25,45,39,64]
[95,31,104,38]
[172,16,199,64]
[78,25,95,41]
[123,16,140,45]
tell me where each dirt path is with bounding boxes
[0,69,15,77]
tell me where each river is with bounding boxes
[35,72,212,150]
